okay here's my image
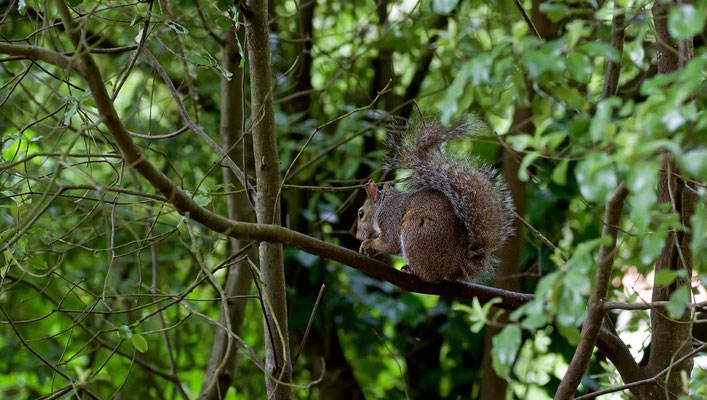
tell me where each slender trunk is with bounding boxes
[245,2,292,398]
[199,28,254,400]
[644,2,695,397]
[479,107,530,400]
[370,0,395,109]
[283,0,315,115]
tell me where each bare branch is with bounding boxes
[142,50,256,208]
[0,43,85,76]
[576,343,707,400]
[601,1,626,99]
[513,0,541,39]
[555,184,628,400]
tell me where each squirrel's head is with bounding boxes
[355,180,391,241]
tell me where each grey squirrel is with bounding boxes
[355,120,515,282]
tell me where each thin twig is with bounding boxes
[575,343,707,400]
[293,284,325,366]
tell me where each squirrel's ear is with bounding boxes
[365,180,379,201]
[383,182,392,191]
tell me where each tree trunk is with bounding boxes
[283,0,315,115]
[245,1,292,398]
[479,107,530,400]
[644,1,696,397]
[199,27,255,400]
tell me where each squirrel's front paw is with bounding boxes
[359,239,378,257]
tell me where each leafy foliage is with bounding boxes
[0,0,705,399]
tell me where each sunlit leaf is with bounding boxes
[668,5,705,40]
[492,325,522,379]
[666,285,690,319]
[132,334,148,353]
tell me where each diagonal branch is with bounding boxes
[142,50,256,208]
[576,343,707,400]
[513,0,541,39]
[554,183,629,400]
[0,43,85,76]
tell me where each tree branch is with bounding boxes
[576,343,707,400]
[513,0,541,39]
[600,1,626,99]
[199,27,254,400]
[0,43,85,76]
[244,1,292,398]
[142,50,256,208]
[555,184,628,399]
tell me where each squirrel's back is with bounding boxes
[386,120,515,278]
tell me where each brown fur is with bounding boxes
[356,121,514,282]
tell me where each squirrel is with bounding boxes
[355,120,515,282]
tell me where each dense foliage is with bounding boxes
[0,0,705,399]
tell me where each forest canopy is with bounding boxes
[0,0,706,399]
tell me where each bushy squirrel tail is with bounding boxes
[386,119,515,278]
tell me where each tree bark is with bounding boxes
[199,27,255,400]
[555,185,629,399]
[283,0,315,115]
[643,1,696,398]
[245,1,292,398]
[601,1,626,99]
[479,107,530,400]
[370,0,395,109]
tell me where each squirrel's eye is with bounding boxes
[358,209,365,219]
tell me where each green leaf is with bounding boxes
[566,52,592,83]
[166,21,189,35]
[438,63,471,124]
[491,325,522,379]
[27,256,48,270]
[679,148,707,179]
[557,323,581,346]
[639,228,667,268]
[131,16,146,27]
[217,0,235,11]
[551,159,569,185]
[468,54,493,85]
[575,154,617,203]
[589,98,619,142]
[627,164,658,233]
[690,204,707,260]
[552,86,585,109]
[131,334,148,353]
[67,0,83,6]
[539,3,571,22]
[187,55,213,66]
[432,0,459,14]
[518,151,539,182]
[118,325,133,340]
[666,285,690,319]
[216,17,232,30]
[64,102,79,125]
[668,5,705,40]
[557,285,586,326]
[524,46,565,78]
[580,42,620,62]
[655,269,678,286]
[185,190,212,207]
